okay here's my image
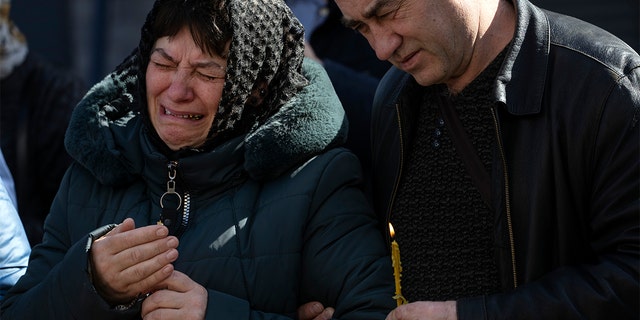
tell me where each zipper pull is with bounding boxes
[158,161,182,235]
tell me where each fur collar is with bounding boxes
[64,58,347,185]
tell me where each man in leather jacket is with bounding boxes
[326,0,639,319]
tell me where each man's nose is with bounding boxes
[367,24,400,61]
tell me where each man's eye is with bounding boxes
[378,10,393,19]
[353,22,369,34]
[379,0,404,20]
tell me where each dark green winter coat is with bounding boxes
[1,58,395,319]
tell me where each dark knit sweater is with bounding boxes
[392,52,506,302]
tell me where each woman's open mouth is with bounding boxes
[164,107,204,120]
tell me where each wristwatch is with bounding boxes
[84,223,146,310]
[113,292,151,311]
[84,224,118,253]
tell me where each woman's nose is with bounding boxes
[167,69,195,102]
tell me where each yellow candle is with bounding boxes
[389,223,407,306]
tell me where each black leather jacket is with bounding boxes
[371,0,640,318]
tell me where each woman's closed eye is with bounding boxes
[152,60,176,70]
[197,68,226,81]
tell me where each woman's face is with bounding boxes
[146,26,228,151]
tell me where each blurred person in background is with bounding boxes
[0,148,30,302]
[0,0,87,247]
[286,0,391,179]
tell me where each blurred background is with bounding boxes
[10,0,640,89]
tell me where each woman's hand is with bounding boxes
[297,301,335,320]
[89,218,180,305]
[141,270,208,320]
[386,301,457,320]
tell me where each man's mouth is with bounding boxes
[164,107,204,120]
[397,51,418,67]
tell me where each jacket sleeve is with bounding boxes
[300,149,396,319]
[0,166,139,320]
[199,149,396,320]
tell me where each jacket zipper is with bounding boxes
[159,161,191,237]
[181,190,191,233]
[490,107,518,288]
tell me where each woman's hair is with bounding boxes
[137,0,232,80]
[150,0,232,58]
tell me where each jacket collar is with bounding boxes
[495,0,549,116]
[64,58,347,186]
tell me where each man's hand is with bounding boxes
[297,301,335,320]
[89,218,179,305]
[141,271,207,320]
[386,301,457,320]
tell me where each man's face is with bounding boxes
[335,0,477,87]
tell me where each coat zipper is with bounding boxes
[159,161,191,237]
[490,107,518,288]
